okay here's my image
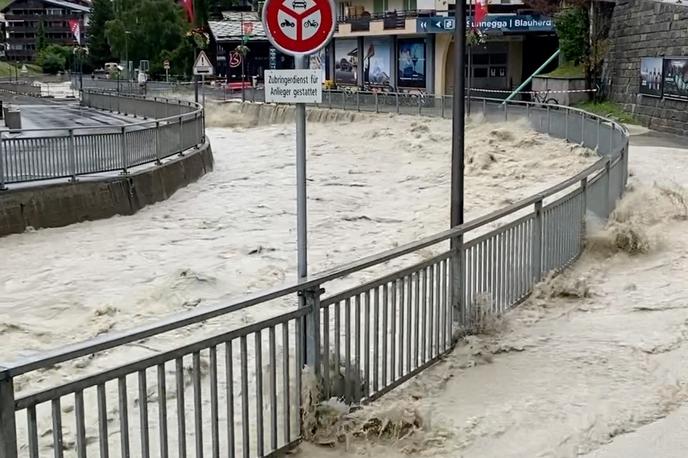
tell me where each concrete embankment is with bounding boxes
[0,142,213,236]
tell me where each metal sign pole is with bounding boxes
[295,55,308,284]
[451,0,467,321]
[202,74,205,106]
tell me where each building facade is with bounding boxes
[325,0,558,96]
[1,0,90,62]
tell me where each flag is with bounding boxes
[474,0,488,26]
[180,0,195,23]
[68,19,81,44]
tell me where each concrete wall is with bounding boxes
[606,0,688,135]
[0,143,213,237]
[532,77,587,106]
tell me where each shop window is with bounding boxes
[473,54,489,65]
[473,67,488,78]
[490,53,507,65]
[404,0,417,11]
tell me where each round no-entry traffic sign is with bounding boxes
[262,0,335,56]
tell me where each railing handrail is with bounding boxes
[0,96,627,379]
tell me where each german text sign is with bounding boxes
[262,0,335,56]
[265,69,322,103]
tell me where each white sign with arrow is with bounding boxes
[193,50,214,76]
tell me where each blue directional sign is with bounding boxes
[416,14,555,34]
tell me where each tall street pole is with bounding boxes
[294,54,307,286]
[451,0,466,229]
[450,0,467,321]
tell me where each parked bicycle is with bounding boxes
[531,89,559,107]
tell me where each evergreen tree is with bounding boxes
[87,0,115,68]
[36,19,48,51]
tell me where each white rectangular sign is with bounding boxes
[264,69,322,104]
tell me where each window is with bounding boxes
[473,54,489,65]
[473,68,488,78]
[373,0,389,14]
[46,8,63,15]
[490,53,507,65]
[404,0,417,11]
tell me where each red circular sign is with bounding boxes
[262,0,335,56]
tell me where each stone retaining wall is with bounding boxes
[606,0,688,135]
[0,142,213,237]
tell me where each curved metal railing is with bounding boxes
[0,96,628,458]
[0,90,205,189]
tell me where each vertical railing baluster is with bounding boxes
[398,277,405,378]
[414,271,420,368]
[255,332,264,456]
[390,280,397,381]
[193,352,203,458]
[281,325,290,444]
[225,341,236,458]
[322,307,330,399]
[27,405,39,458]
[157,364,168,458]
[269,327,278,451]
[382,284,389,387]
[344,298,352,402]
[138,370,150,458]
[240,336,250,458]
[210,347,220,458]
[406,275,412,372]
[175,358,186,458]
[118,376,130,458]
[363,291,371,399]
[97,384,109,458]
[373,287,380,393]
[52,398,64,458]
[421,268,427,362]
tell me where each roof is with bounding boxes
[1,0,91,13]
[208,18,267,43]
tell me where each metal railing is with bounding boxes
[0,81,42,97]
[0,90,205,188]
[0,96,629,458]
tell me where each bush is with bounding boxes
[39,52,66,74]
[36,44,73,74]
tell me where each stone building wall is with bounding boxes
[606,0,688,135]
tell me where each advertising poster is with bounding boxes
[663,57,688,101]
[639,57,663,97]
[309,47,327,82]
[334,39,358,85]
[398,39,426,88]
[363,37,393,89]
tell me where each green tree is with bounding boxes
[36,19,48,51]
[36,45,73,74]
[87,0,115,68]
[106,0,188,75]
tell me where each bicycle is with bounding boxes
[531,88,559,107]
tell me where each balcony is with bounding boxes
[336,9,431,36]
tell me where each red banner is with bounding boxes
[68,19,81,44]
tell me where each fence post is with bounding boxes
[374,92,379,113]
[178,116,184,155]
[565,108,569,140]
[547,105,551,134]
[356,91,360,112]
[532,199,543,283]
[451,234,464,331]
[120,126,128,174]
[303,287,322,379]
[596,118,601,151]
[328,90,332,109]
[0,373,18,458]
[441,95,445,118]
[526,102,530,120]
[69,128,77,181]
[604,157,611,218]
[396,92,399,113]
[0,135,6,191]
[609,122,614,154]
[580,177,588,247]
[482,98,487,117]
[503,102,508,121]
[580,112,585,147]
[155,121,162,165]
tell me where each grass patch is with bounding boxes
[0,0,11,10]
[0,61,43,78]
[574,100,638,125]
[541,62,585,78]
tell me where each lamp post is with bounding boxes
[124,31,131,81]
